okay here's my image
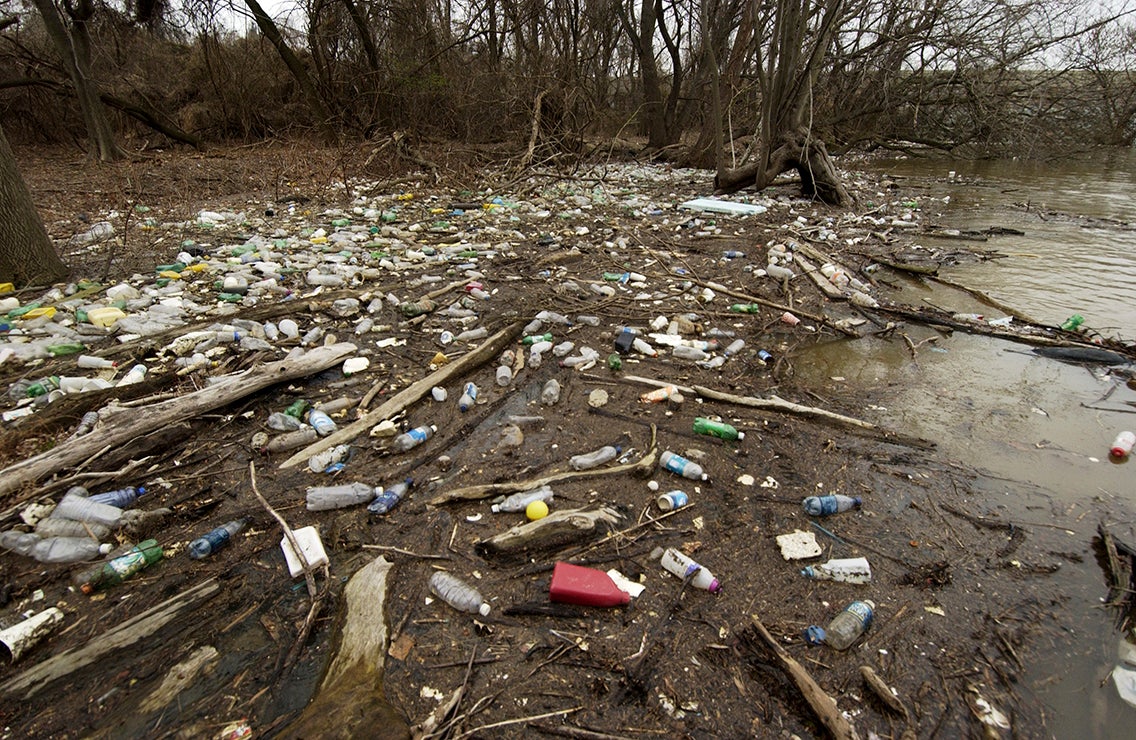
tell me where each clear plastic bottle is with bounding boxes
[632,337,657,357]
[659,451,708,481]
[723,339,746,357]
[116,364,147,386]
[456,327,488,342]
[305,481,376,511]
[88,486,145,508]
[32,536,112,564]
[51,492,126,529]
[825,600,876,650]
[570,445,621,471]
[428,571,491,616]
[659,547,721,593]
[495,365,513,386]
[393,424,436,452]
[77,355,116,369]
[35,517,111,540]
[801,557,872,584]
[307,409,338,436]
[1,530,40,556]
[692,417,744,441]
[541,379,561,405]
[189,519,249,559]
[367,479,413,515]
[74,539,163,594]
[672,345,710,361]
[802,494,862,517]
[458,383,478,412]
[266,427,319,452]
[491,486,554,513]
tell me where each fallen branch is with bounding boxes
[476,506,624,558]
[429,425,658,505]
[1,578,220,699]
[0,343,358,505]
[280,321,524,468]
[749,616,857,740]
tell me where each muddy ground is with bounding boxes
[1,141,1130,739]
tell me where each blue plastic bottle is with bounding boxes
[189,519,249,559]
[88,486,145,508]
[367,479,413,515]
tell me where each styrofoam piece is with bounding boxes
[606,568,646,599]
[776,529,823,560]
[679,198,768,216]
[280,526,329,577]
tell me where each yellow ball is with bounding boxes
[526,500,549,521]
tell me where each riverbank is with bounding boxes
[0,141,1127,738]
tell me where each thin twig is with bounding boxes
[455,707,582,739]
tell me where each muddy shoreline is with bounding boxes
[0,142,1113,738]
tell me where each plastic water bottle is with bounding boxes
[458,383,478,412]
[495,365,512,386]
[189,519,249,559]
[32,537,111,563]
[802,494,862,516]
[267,412,304,431]
[428,571,491,616]
[723,339,746,357]
[306,482,376,511]
[51,492,126,529]
[368,479,413,514]
[393,424,436,452]
[541,380,561,405]
[1,530,41,556]
[74,539,163,594]
[660,451,707,481]
[491,486,554,513]
[1110,431,1135,459]
[692,417,744,441]
[307,409,338,436]
[77,355,116,369]
[801,557,872,584]
[672,345,710,361]
[88,486,145,508]
[659,547,721,593]
[35,517,111,540]
[824,600,876,650]
[570,445,620,471]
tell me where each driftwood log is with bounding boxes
[476,506,624,558]
[1,578,220,699]
[280,556,410,740]
[0,342,358,508]
[279,320,524,468]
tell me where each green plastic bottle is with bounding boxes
[607,353,622,371]
[693,417,745,441]
[284,399,311,419]
[728,304,762,314]
[522,333,553,346]
[1060,314,1084,331]
[76,539,163,594]
[46,343,85,357]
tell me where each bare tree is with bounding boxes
[0,123,68,286]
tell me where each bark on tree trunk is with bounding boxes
[714,128,852,207]
[30,0,122,162]
[0,124,69,287]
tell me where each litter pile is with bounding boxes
[0,150,1128,738]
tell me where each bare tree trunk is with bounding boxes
[716,127,852,206]
[243,0,339,145]
[30,0,122,162]
[0,123,69,287]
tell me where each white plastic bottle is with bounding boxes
[307,409,338,436]
[393,424,436,452]
[569,445,620,470]
[541,379,561,405]
[825,600,876,650]
[1111,431,1136,459]
[458,383,478,412]
[659,547,721,593]
[35,517,111,540]
[428,571,491,616]
[801,557,872,584]
[495,365,513,386]
[659,451,708,481]
[306,482,377,511]
[491,486,554,513]
[308,443,351,473]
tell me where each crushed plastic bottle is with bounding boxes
[51,492,126,529]
[88,486,145,509]
[307,409,338,436]
[307,443,351,473]
[458,382,478,411]
[428,570,491,616]
[569,445,621,470]
[541,380,561,405]
[367,479,413,515]
[803,494,862,516]
[306,482,376,511]
[801,556,872,584]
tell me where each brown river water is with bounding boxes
[797,150,1136,737]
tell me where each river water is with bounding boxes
[796,150,1136,737]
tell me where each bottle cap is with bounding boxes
[490,504,501,513]
[707,578,721,594]
[478,603,491,616]
[99,543,113,555]
[736,432,745,440]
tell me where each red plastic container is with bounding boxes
[549,562,630,607]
